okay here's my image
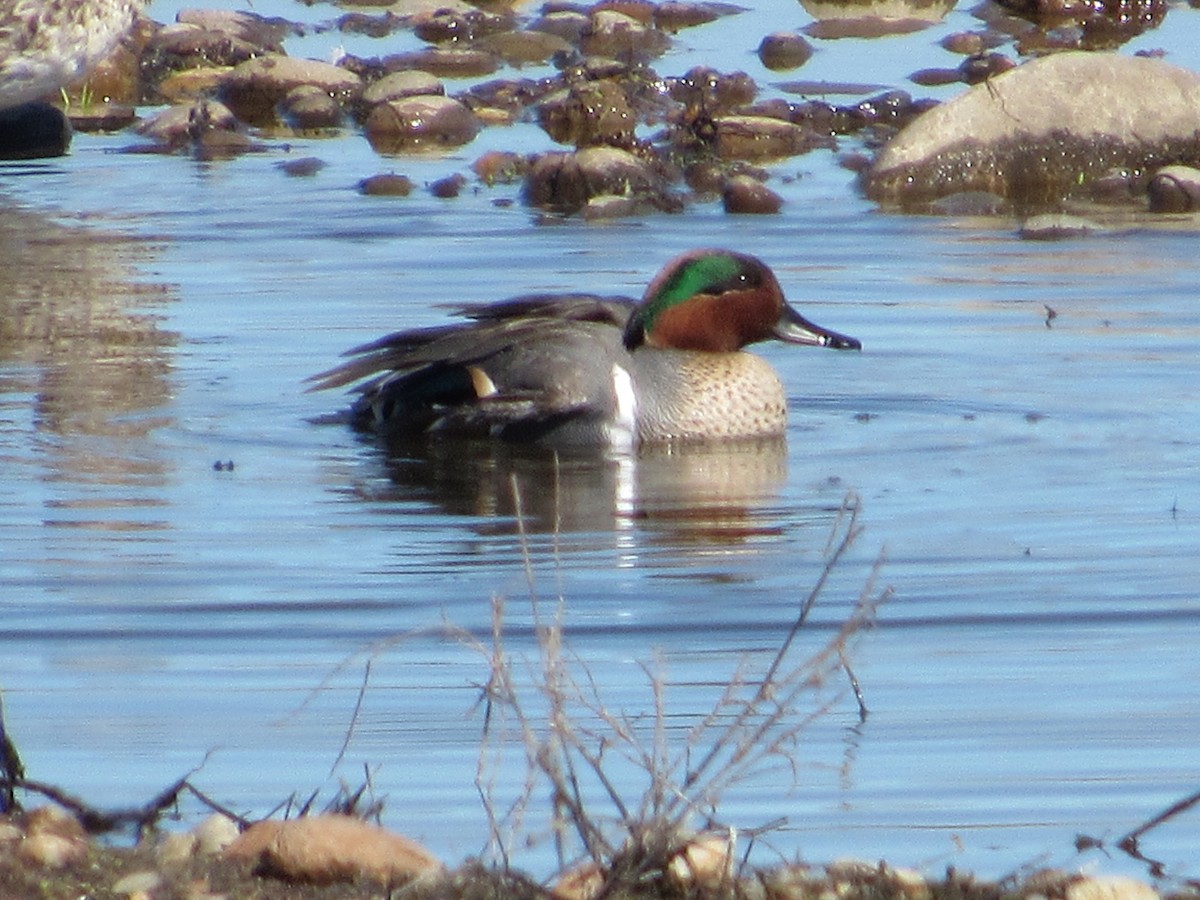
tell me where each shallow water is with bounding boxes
[2,0,1199,887]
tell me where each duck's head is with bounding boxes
[623,249,861,353]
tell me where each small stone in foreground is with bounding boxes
[224,814,441,885]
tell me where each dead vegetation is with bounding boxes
[468,491,887,896]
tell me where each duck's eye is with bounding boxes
[710,270,757,294]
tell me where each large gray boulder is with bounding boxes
[865,52,1200,210]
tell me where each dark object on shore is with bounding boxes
[0,102,70,160]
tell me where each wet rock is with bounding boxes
[220,55,362,126]
[276,156,326,176]
[459,78,547,119]
[722,174,783,212]
[175,8,293,50]
[528,10,590,44]
[362,71,444,107]
[1146,164,1200,212]
[1018,213,1103,239]
[475,29,574,66]
[224,815,441,886]
[134,99,261,158]
[68,103,138,134]
[865,52,1200,210]
[957,51,1015,84]
[538,80,635,148]
[993,0,1164,43]
[281,85,345,129]
[137,99,236,142]
[654,1,745,31]
[473,149,528,184]
[337,11,406,39]
[158,67,230,103]
[359,173,415,195]
[380,48,500,79]
[909,67,960,87]
[713,115,820,160]
[799,0,955,38]
[523,145,667,212]
[431,173,468,197]
[940,31,990,54]
[140,23,262,88]
[364,95,480,151]
[580,9,671,61]
[413,7,514,43]
[668,66,757,115]
[757,32,814,71]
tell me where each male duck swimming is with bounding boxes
[310,249,860,448]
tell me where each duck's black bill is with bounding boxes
[774,305,862,351]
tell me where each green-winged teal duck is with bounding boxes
[311,249,860,448]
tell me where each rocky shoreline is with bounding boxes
[3,804,1194,900]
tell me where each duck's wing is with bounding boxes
[308,294,637,442]
[307,294,634,392]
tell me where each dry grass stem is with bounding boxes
[474,489,888,891]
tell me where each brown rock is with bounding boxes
[281,85,345,129]
[757,32,813,71]
[473,150,527,184]
[225,815,440,886]
[17,807,90,869]
[722,174,783,213]
[381,48,499,79]
[220,55,362,126]
[359,173,416,196]
[175,8,293,50]
[361,71,444,107]
[476,29,574,66]
[866,52,1200,210]
[364,95,480,151]
[537,81,635,148]
[523,146,664,212]
[654,1,742,30]
[1147,164,1200,212]
[714,115,816,160]
[580,9,670,60]
[158,67,231,103]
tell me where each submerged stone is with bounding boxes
[864,52,1200,211]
